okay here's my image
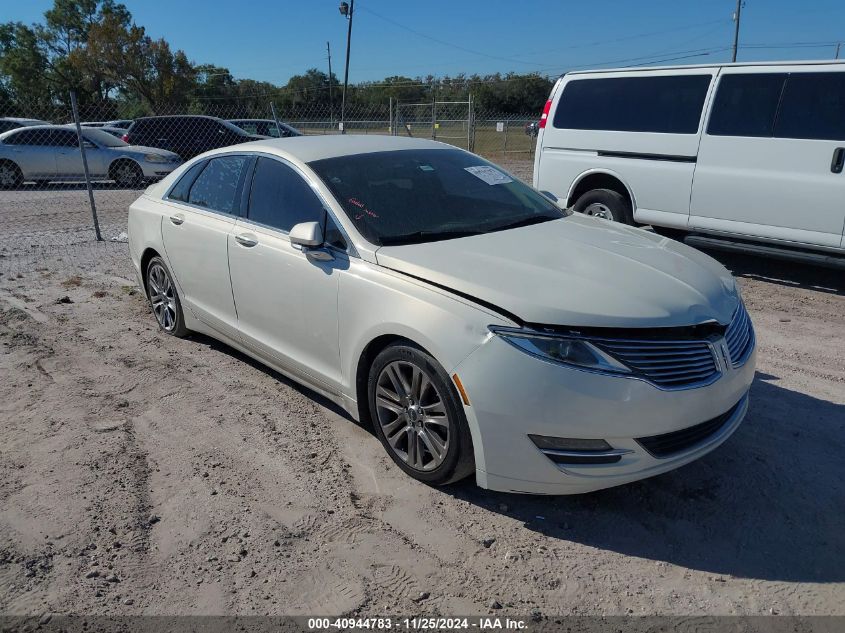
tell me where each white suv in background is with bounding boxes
[534,61,845,267]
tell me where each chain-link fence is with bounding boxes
[0,93,539,264]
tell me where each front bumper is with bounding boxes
[453,333,756,495]
[139,161,180,179]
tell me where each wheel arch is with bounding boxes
[566,169,636,213]
[139,247,162,293]
[354,334,425,427]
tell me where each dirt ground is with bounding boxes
[0,167,843,618]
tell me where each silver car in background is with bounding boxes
[0,125,182,188]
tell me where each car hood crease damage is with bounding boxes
[375,214,739,328]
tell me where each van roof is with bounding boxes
[563,59,845,77]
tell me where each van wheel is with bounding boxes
[573,188,633,225]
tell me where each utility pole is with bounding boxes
[731,0,743,63]
[339,0,354,134]
[836,42,841,60]
[326,41,335,125]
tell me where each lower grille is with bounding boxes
[636,398,744,458]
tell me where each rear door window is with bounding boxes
[187,155,250,214]
[773,72,845,141]
[553,74,711,134]
[707,73,786,137]
[5,128,52,146]
[168,161,207,202]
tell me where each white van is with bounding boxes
[534,61,845,266]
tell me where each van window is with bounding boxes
[552,75,711,134]
[774,72,845,141]
[707,73,786,137]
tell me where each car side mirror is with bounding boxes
[289,221,323,247]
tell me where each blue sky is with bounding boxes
[6,0,845,84]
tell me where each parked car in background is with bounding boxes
[105,119,133,130]
[123,115,265,160]
[534,60,845,268]
[0,117,50,134]
[128,135,754,494]
[99,125,130,139]
[228,118,302,138]
[0,125,181,188]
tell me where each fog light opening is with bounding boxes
[528,435,629,465]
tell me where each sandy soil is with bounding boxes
[0,173,843,618]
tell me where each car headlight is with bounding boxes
[490,326,631,374]
[144,153,168,163]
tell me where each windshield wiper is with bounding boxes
[379,229,483,246]
[490,214,560,233]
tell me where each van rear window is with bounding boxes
[552,75,711,134]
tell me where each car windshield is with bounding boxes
[82,128,127,147]
[308,149,563,246]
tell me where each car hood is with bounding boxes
[375,214,739,328]
[121,146,181,160]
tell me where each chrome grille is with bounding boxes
[725,303,754,367]
[591,338,719,389]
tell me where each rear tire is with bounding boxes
[144,256,189,337]
[573,188,634,225]
[0,161,23,189]
[368,343,475,486]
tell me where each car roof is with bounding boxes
[563,58,845,77]
[233,135,455,163]
[0,117,47,123]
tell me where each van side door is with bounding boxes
[690,66,845,249]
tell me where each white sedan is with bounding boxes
[128,136,755,494]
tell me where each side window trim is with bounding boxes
[241,152,355,256]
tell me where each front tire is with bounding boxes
[368,344,474,486]
[573,188,634,225]
[145,256,189,337]
[111,160,144,188]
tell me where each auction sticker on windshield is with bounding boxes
[464,165,513,185]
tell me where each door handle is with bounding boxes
[831,147,845,174]
[169,214,184,225]
[234,233,258,247]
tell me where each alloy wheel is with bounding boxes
[0,163,20,188]
[375,360,451,472]
[147,262,178,332]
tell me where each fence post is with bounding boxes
[431,89,436,140]
[389,97,393,135]
[467,94,475,153]
[270,102,283,137]
[70,91,102,242]
[503,119,509,157]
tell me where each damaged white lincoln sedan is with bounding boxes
[128,135,755,494]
